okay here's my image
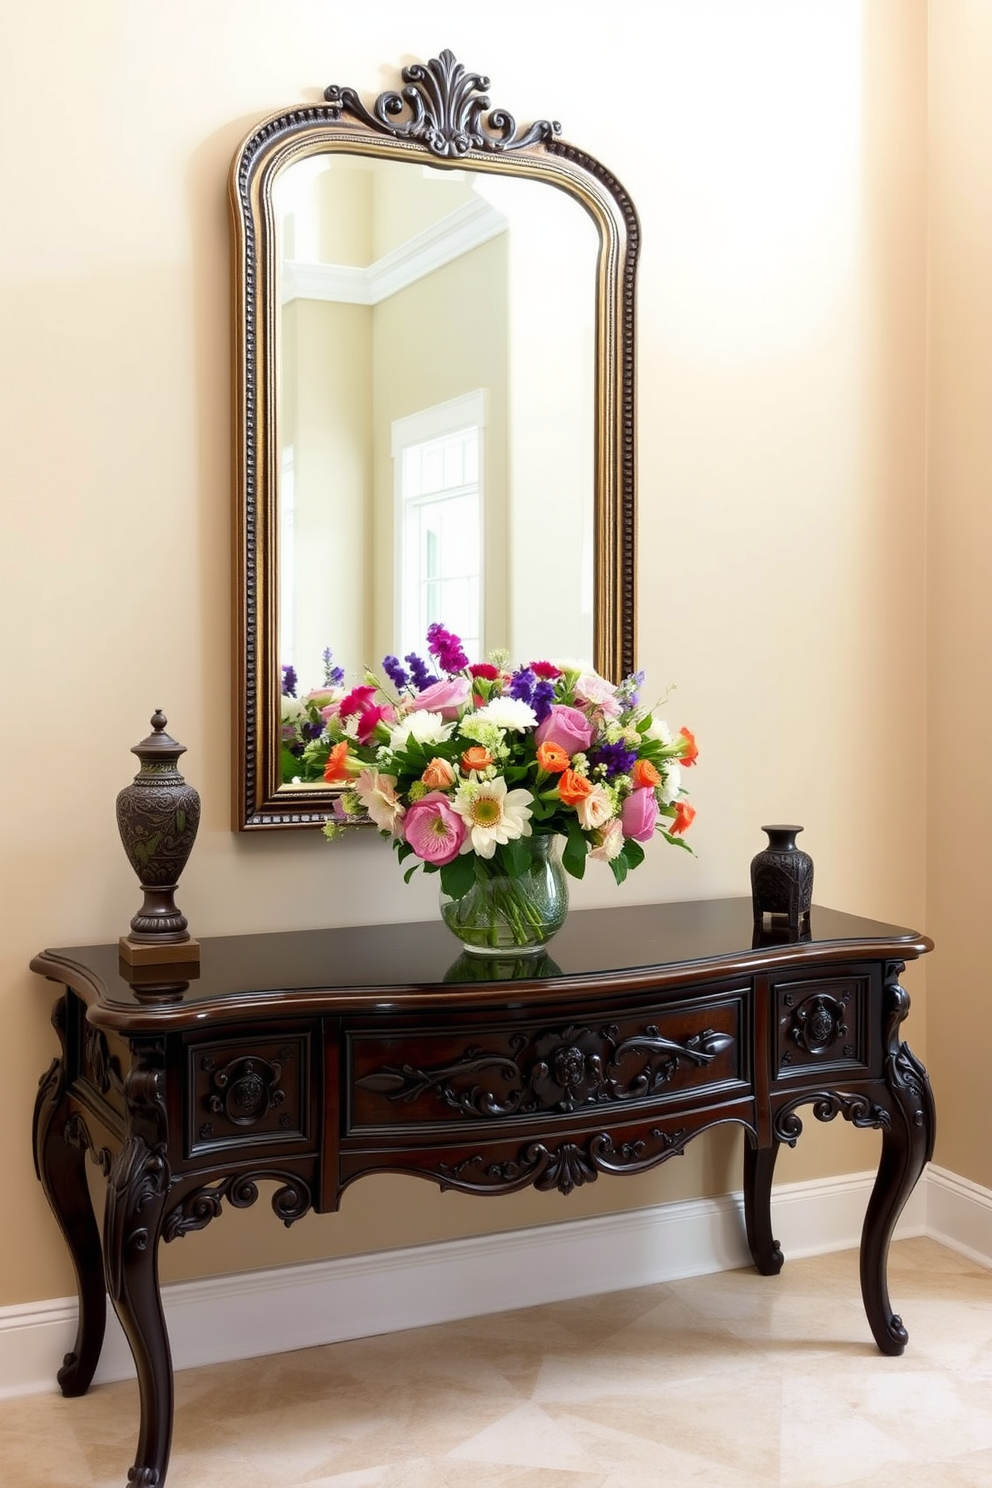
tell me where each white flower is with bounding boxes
[575,783,615,832]
[453,776,533,858]
[387,711,454,751]
[659,761,681,805]
[589,818,624,862]
[645,716,673,747]
[470,697,538,733]
[354,768,405,835]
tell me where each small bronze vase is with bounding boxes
[750,824,813,934]
[116,711,200,955]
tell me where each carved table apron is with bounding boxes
[31,898,934,1488]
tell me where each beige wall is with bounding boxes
[1,0,934,1308]
[927,0,992,1189]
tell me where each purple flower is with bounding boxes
[281,664,297,698]
[532,679,555,723]
[589,740,639,779]
[509,668,536,704]
[322,648,345,687]
[383,654,410,689]
[617,669,646,709]
[426,622,469,673]
[405,652,435,691]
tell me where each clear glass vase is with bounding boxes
[439,836,569,955]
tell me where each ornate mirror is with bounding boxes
[232,50,639,829]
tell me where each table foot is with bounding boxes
[743,1138,785,1275]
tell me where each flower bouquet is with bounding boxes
[286,624,697,953]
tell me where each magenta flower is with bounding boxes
[403,791,467,864]
[354,703,395,744]
[620,786,659,842]
[338,685,377,720]
[535,704,595,755]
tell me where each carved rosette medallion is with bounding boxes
[355,1020,736,1121]
[201,1049,289,1126]
[787,993,850,1055]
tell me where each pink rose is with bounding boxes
[403,791,466,864]
[620,786,658,842]
[534,704,594,755]
[405,676,471,719]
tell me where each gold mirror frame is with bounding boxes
[231,50,639,830]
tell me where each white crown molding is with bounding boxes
[282,197,508,307]
[3,1164,962,1401]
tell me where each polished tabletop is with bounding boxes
[32,898,932,1030]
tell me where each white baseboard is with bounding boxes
[925,1164,992,1266]
[1,1164,984,1401]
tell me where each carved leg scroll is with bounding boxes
[32,1001,107,1396]
[104,1053,174,1488]
[743,1138,784,1275]
[859,966,936,1357]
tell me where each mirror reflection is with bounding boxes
[274,155,599,731]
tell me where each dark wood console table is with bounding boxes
[32,897,934,1487]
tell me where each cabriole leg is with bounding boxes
[860,968,936,1356]
[104,1133,173,1487]
[743,1137,785,1275]
[32,1004,107,1396]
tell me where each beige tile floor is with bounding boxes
[2,1237,990,1488]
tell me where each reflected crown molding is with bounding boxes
[282,197,508,306]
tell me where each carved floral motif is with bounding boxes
[356,1020,735,1120]
[163,1171,312,1239]
[437,1126,690,1196]
[323,49,560,158]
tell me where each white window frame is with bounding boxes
[392,389,488,661]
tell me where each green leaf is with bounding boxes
[501,836,532,877]
[660,831,695,854]
[562,821,587,880]
[624,839,646,871]
[609,854,629,886]
[439,853,477,899]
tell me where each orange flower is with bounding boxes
[323,741,351,783]
[422,757,456,791]
[671,800,696,835]
[631,758,661,789]
[678,727,699,766]
[536,740,571,774]
[461,745,494,774]
[558,768,593,805]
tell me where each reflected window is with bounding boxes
[393,390,487,661]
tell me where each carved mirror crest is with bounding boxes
[231,49,639,829]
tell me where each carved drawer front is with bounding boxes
[186,1032,311,1157]
[345,993,747,1137]
[772,973,868,1079]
